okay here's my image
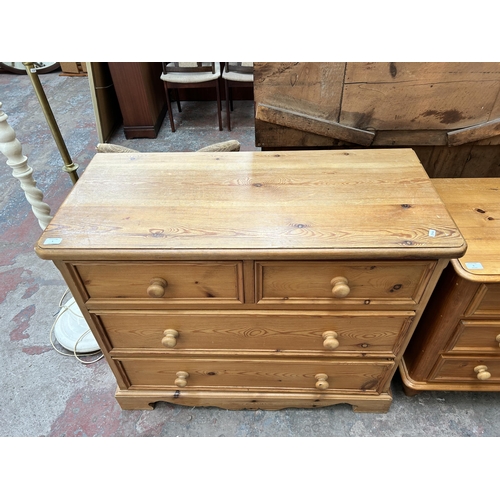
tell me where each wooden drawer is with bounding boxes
[431,357,500,383]
[96,310,414,355]
[116,356,394,392]
[256,260,435,307]
[446,320,500,354]
[74,261,244,303]
[465,284,500,317]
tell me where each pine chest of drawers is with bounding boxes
[400,178,500,395]
[36,149,466,412]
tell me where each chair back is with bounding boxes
[162,62,216,74]
[224,62,253,75]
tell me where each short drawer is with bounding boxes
[256,260,435,307]
[465,283,500,317]
[431,357,500,383]
[96,310,414,355]
[115,356,394,393]
[73,261,244,304]
[446,320,500,354]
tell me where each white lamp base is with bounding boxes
[53,299,100,354]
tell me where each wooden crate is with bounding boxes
[60,62,87,76]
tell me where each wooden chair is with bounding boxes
[160,62,223,132]
[221,63,254,131]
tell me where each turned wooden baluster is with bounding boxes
[0,102,52,230]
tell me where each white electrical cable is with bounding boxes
[49,289,104,364]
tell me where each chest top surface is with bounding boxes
[36,149,466,261]
[432,178,500,281]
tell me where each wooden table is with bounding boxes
[400,178,500,394]
[35,149,466,412]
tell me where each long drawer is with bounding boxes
[95,310,414,355]
[115,356,394,392]
[256,260,435,308]
[74,261,244,303]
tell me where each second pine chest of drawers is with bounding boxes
[401,178,500,394]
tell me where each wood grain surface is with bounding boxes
[432,178,500,280]
[36,149,466,260]
[253,63,500,178]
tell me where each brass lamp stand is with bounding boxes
[22,62,79,184]
[20,63,99,358]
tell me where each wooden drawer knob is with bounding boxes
[147,278,168,298]
[496,334,500,347]
[315,373,329,390]
[162,329,179,348]
[474,365,491,381]
[175,371,189,387]
[322,331,339,350]
[330,277,350,298]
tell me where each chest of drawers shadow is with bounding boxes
[36,149,466,412]
[400,178,500,395]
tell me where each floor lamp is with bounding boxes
[0,82,99,357]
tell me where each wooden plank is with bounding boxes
[473,136,500,146]
[342,63,500,132]
[345,62,500,84]
[413,145,500,178]
[490,77,500,120]
[341,79,500,131]
[256,125,449,148]
[373,130,448,146]
[413,145,473,178]
[256,104,375,146]
[460,145,500,177]
[254,62,346,121]
[255,119,346,148]
[447,118,500,146]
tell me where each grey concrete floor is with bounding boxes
[2,69,500,439]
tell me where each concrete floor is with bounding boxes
[2,69,500,438]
